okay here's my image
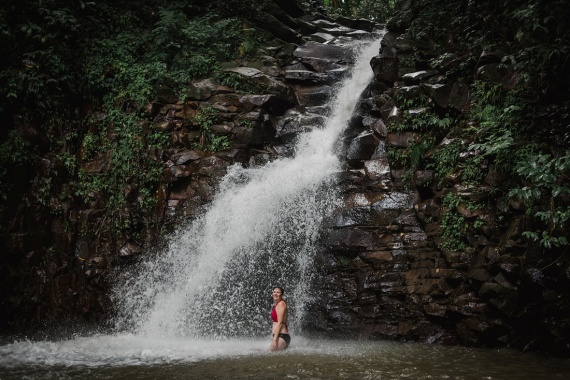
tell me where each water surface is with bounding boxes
[1,335,569,379]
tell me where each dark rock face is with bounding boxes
[306,7,570,357]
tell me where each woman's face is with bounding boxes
[272,288,283,301]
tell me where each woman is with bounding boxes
[269,287,290,351]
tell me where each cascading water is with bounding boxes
[112,37,382,339]
[112,39,382,339]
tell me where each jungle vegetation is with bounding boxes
[0,0,568,251]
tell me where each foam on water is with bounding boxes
[0,334,386,368]
[0,334,270,367]
[2,334,569,380]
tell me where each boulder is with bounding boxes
[293,42,354,63]
[402,70,439,85]
[386,132,419,148]
[346,131,380,161]
[119,241,143,257]
[223,67,296,104]
[448,82,469,111]
[295,85,333,107]
[183,78,233,100]
[308,32,335,43]
[371,55,399,84]
[256,13,302,43]
[328,207,373,228]
[421,83,451,108]
[363,157,391,180]
[169,150,205,165]
[334,16,377,32]
[371,192,418,211]
[275,109,325,138]
[284,69,327,84]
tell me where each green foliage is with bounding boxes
[439,192,485,251]
[386,137,435,188]
[0,130,37,167]
[0,129,38,201]
[390,92,452,133]
[216,72,270,94]
[75,108,167,231]
[460,156,485,184]
[509,152,570,249]
[427,140,462,187]
[193,107,230,152]
[0,1,80,118]
[466,80,569,249]
[404,0,570,252]
[0,0,272,235]
[439,193,468,251]
[321,0,396,22]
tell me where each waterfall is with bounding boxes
[112,38,381,339]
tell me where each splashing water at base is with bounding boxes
[111,38,383,339]
[1,335,569,379]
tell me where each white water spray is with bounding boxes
[112,38,381,338]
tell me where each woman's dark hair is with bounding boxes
[273,287,284,295]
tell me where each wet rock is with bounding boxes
[346,131,380,161]
[169,150,204,165]
[183,78,233,100]
[328,207,373,228]
[153,120,175,131]
[424,302,447,317]
[154,84,178,104]
[284,69,327,84]
[81,153,111,173]
[325,229,388,251]
[371,55,399,84]
[363,157,391,180]
[275,109,325,138]
[359,250,393,264]
[119,241,143,257]
[386,132,418,148]
[334,16,377,32]
[308,32,335,43]
[476,63,511,83]
[402,70,438,85]
[196,156,230,177]
[372,119,388,137]
[223,67,296,104]
[448,82,469,111]
[372,192,418,211]
[256,13,302,43]
[295,85,333,107]
[414,170,434,187]
[406,278,453,296]
[421,83,451,108]
[293,42,353,63]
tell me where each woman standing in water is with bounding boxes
[270,287,290,351]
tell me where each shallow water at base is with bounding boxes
[1,335,569,379]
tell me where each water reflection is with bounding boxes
[1,337,569,379]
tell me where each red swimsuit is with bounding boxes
[271,301,288,332]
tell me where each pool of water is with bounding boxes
[1,334,569,379]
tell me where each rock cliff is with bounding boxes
[310,4,570,355]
